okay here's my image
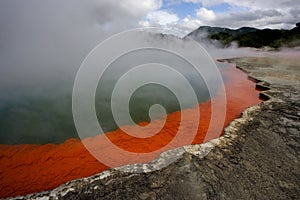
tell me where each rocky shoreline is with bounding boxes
[8,57,300,200]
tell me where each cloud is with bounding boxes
[139,20,151,27]
[183,0,298,10]
[157,0,299,33]
[196,8,216,21]
[119,0,162,17]
[181,16,203,29]
[0,0,163,92]
[179,0,300,29]
[211,8,297,29]
[141,10,179,26]
[91,0,163,29]
[224,0,298,11]
[184,0,223,7]
[139,11,202,36]
[136,0,299,36]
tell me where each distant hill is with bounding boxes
[186,23,300,48]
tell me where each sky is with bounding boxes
[0,0,299,92]
[140,0,300,35]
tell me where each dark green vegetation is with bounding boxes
[187,22,300,48]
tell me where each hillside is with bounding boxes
[187,23,300,48]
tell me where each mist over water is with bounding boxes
[95,47,211,133]
[0,34,222,145]
[0,26,293,145]
[0,1,297,145]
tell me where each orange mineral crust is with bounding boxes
[0,65,262,198]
